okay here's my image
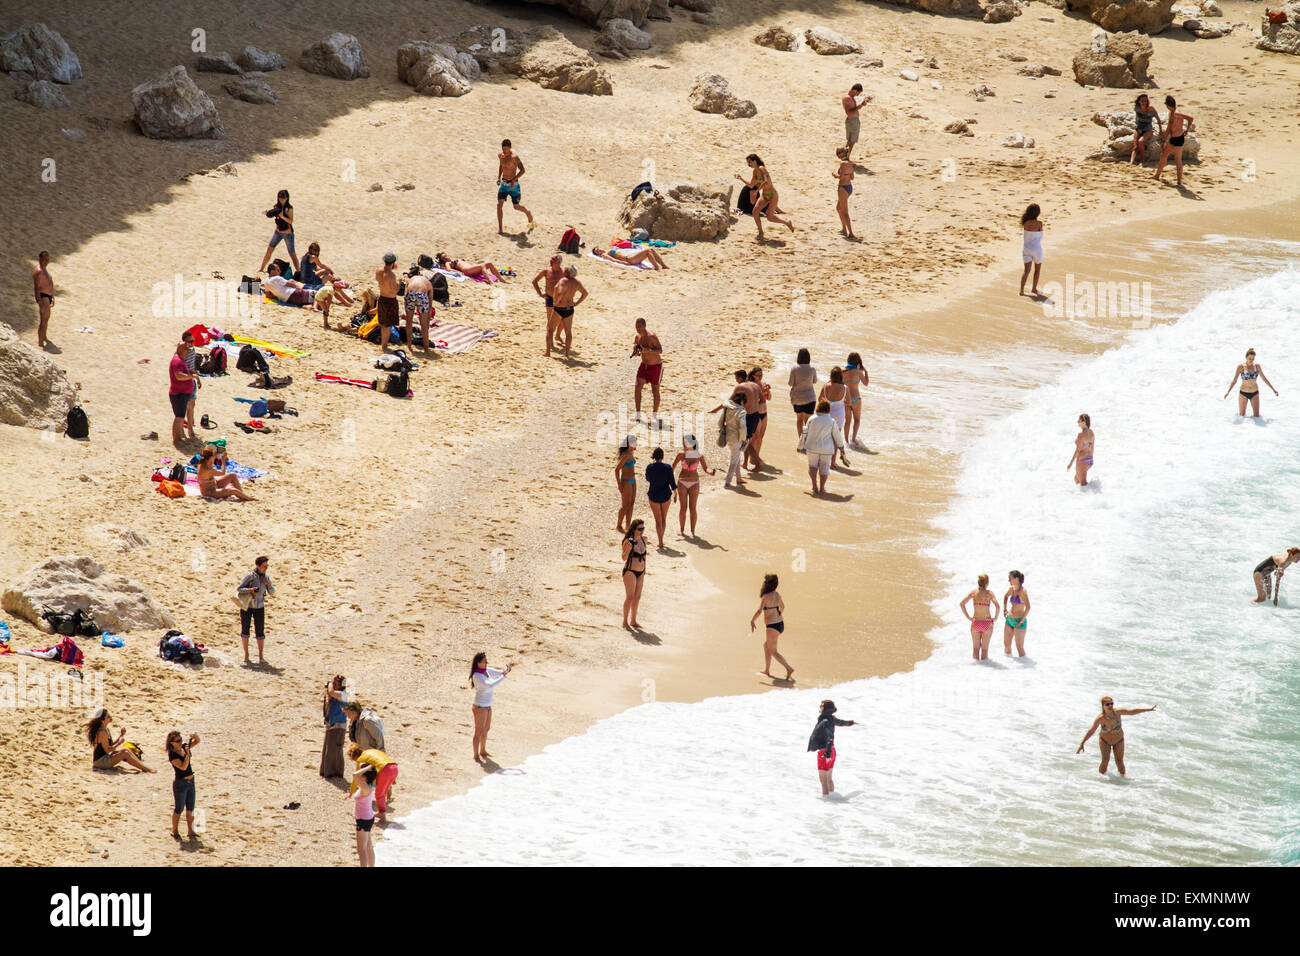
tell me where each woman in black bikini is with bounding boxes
[749,573,794,681]
[1077,697,1156,776]
[1224,348,1278,418]
[621,519,648,630]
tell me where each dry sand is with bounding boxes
[1,0,1298,865]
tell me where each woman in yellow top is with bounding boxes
[348,744,399,821]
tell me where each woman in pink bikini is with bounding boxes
[960,573,1000,660]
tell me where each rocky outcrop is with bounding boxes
[805,26,862,55]
[0,322,76,429]
[511,0,654,26]
[1091,109,1201,161]
[299,33,370,79]
[397,42,474,96]
[1258,3,1300,55]
[983,1,1021,21]
[619,182,732,241]
[470,25,612,94]
[753,25,799,51]
[236,46,284,72]
[875,0,1020,22]
[1064,0,1174,34]
[3,556,176,634]
[131,66,224,139]
[14,79,70,108]
[1181,19,1231,37]
[0,24,82,84]
[195,52,242,74]
[1018,63,1063,78]
[596,18,652,55]
[1002,133,1036,148]
[689,72,756,119]
[1072,32,1154,87]
[223,76,277,103]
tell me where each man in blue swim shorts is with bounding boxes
[496,138,535,234]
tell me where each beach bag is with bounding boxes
[357,314,382,343]
[101,632,124,648]
[57,636,84,668]
[42,605,77,636]
[249,398,269,417]
[169,463,187,484]
[185,324,212,347]
[559,228,581,255]
[236,344,263,373]
[73,609,101,638]
[716,410,729,448]
[238,275,261,296]
[65,404,89,440]
[737,185,756,216]
[157,479,186,498]
[199,347,227,375]
[430,271,449,306]
[378,370,409,397]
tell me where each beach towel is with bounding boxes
[588,251,652,270]
[232,333,307,358]
[433,267,496,284]
[627,237,676,248]
[427,322,499,355]
[0,621,10,645]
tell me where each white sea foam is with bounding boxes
[380,268,1300,866]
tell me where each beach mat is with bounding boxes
[429,322,498,355]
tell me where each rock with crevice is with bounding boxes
[969,83,996,100]
[597,18,652,53]
[805,26,862,55]
[512,0,654,26]
[1002,132,1036,148]
[195,52,242,74]
[0,23,82,84]
[1072,32,1154,87]
[130,65,225,139]
[688,72,756,119]
[1064,0,1175,34]
[3,556,177,633]
[397,42,473,96]
[1018,63,1063,77]
[0,322,77,429]
[15,79,70,108]
[471,25,612,94]
[753,25,800,51]
[299,33,370,79]
[619,181,732,241]
[876,0,1021,21]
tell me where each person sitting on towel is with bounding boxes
[591,246,668,271]
[263,262,315,306]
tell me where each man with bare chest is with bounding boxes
[632,318,664,420]
[551,266,587,359]
[33,250,54,349]
[497,139,535,234]
[531,254,564,357]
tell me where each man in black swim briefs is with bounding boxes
[33,250,54,349]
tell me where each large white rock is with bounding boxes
[804,26,862,55]
[1258,4,1300,55]
[3,556,177,633]
[397,42,473,96]
[598,18,653,52]
[619,181,732,241]
[131,66,225,139]
[0,23,82,84]
[689,72,756,119]
[299,33,370,79]
[0,322,77,429]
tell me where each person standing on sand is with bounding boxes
[615,435,638,532]
[402,266,435,351]
[800,400,846,496]
[236,555,274,665]
[671,435,716,538]
[496,139,535,234]
[842,84,868,162]
[808,700,857,795]
[818,368,851,468]
[789,348,819,440]
[717,371,764,471]
[1252,547,1299,605]
[1019,204,1044,297]
[843,353,869,450]
[621,519,649,630]
[375,252,400,352]
[750,574,794,681]
[470,651,514,761]
[344,701,386,752]
[258,189,298,275]
[1077,697,1156,776]
[88,708,154,773]
[321,675,350,778]
[166,731,199,841]
[1002,570,1031,657]
[1130,94,1162,165]
[180,330,201,439]
[1154,95,1194,188]
[169,341,199,450]
[632,318,664,422]
[1224,347,1277,418]
[1068,413,1095,486]
[644,447,676,549]
[551,266,587,358]
[32,250,54,349]
[960,573,999,661]
[348,763,377,867]
[833,147,856,239]
[746,368,771,470]
[532,254,564,357]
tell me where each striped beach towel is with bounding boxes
[429,322,499,355]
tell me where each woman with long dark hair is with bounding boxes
[1019,203,1043,297]
[166,730,199,840]
[615,436,638,532]
[621,519,648,630]
[470,652,514,762]
[87,709,153,773]
[734,154,793,240]
[1002,570,1030,657]
[258,188,298,274]
[749,573,794,681]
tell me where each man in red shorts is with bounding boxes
[632,317,663,422]
[807,699,859,796]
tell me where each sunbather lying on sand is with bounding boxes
[592,246,668,270]
[435,253,502,280]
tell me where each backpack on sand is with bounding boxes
[430,271,449,306]
[377,369,409,397]
[559,228,581,256]
[236,344,262,373]
[65,405,89,440]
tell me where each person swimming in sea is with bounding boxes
[1068,413,1094,486]
[1223,348,1278,418]
[1076,697,1156,776]
[1002,570,1030,657]
[960,573,999,660]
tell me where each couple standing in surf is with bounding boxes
[960,571,1031,660]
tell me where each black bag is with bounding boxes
[378,370,409,397]
[559,228,581,256]
[236,344,262,373]
[737,184,756,216]
[42,605,77,637]
[169,462,187,483]
[430,271,449,306]
[73,608,101,638]
[630,181,653,202]
[65,405,89,440]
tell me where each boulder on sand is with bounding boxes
[0,23,82,84]
[689,72,756,119]
[619,181,732,241]
[195,52,242,75]
[223,76,277,104]
[0,322,77,430]
[804,26,862,55]
[753,25,799,51]
[15,79,70,109]
[131,66,225,139]
[397,42,473,96]
[1258,2,1300,56]
[875,0,1020,22]
[1072,32,1154,87]
[1064,0,1175,34]
[471,25,612,94]
[596,18,652,53]
[3,556,177,633]
[236,46,284,72]
[1091,109,1201,161]
[299,33,370,79]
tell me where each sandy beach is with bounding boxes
[2,0,1299,866]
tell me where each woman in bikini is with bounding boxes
[197,446,256,501]
[615,436,638,532]
[833,147,856,238]
[592,246,669,270]
[1224,348,1278,418]
[671,434,716,538]
[1067,413,1095,486]
[818,368,851,467]
[746,367,771,470]
[1002,570,1031,657]
[621,519,648,630]
[1077,697,1156,776]
[960,573,1000,660]
[749,573,794,681]
[734,154,793,240]
[843,352,869,449]
[1130,94,1162,165]
[436,252,502,281]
